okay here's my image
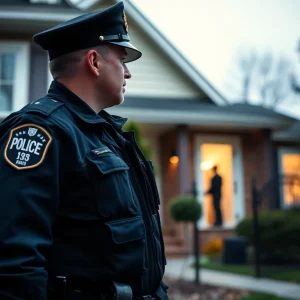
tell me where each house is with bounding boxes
[1,0,299,257]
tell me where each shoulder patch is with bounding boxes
[28,98,64,116]
[4,124,52,170]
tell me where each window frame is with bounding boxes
[277,146,300,208]
[0,42,30,118]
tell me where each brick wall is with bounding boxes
[241,130,268,215]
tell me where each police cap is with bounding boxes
[33,2,141,63]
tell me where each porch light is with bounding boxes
[200,160,214,170]
[169,150,179,164]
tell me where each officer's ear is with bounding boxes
[85,49,103,77]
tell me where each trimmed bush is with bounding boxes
[169,195,202,223]
[236,210,300,264]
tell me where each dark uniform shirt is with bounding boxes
[0,80,167,299]
[208,174,222,200]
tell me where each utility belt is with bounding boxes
[48,276,168,300]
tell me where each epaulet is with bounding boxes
[26,97,64,116]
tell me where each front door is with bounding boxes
[195,135,245,229]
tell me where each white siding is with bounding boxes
[126,25,203,99]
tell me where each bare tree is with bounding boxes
[271,57,292,108]
[258,55,293,108]
[231,47,294,109]
[258,51,273,105]
[237,48,257,102]
[291,40,300,94]
[290,73,300,94]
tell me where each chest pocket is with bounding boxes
[86,148,138,220]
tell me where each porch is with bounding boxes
[156,125,273,257]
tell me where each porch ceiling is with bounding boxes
[139,123,261,137]
[107,97,295,131]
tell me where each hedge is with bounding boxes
[236,210,300,264]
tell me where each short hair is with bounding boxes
[213,166,218,172]
[49,44,109,80]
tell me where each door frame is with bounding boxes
[194,134,245,230]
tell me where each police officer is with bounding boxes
[0,2,168,299]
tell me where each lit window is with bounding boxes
[281,153,300,205]
[278,148,300,207]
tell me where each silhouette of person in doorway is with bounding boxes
[205,166,223,226]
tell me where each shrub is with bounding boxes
[169,195,202,223]
[203,238,224,255]
[123,121,151,160]
[236,210,300,264]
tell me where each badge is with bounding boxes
[4,124,52,170]
[123,11,128,33]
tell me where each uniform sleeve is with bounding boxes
[0,115,63,299]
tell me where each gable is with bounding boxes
[75,0,228,105]
[125,24,207,100]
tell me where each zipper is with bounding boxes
[130,140,162,288]
[139,161,161,279]
[143,163,166,267]
[121,139,158,293]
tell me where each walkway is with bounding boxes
[165,257,300,300]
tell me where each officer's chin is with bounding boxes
[110,92,125,107]
[115,93,125,106]
[119,96,125,105]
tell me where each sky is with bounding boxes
[131,0,300,118]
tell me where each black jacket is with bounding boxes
[0,81,167,299]
[207,174,222,200]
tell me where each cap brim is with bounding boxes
[109,41,142,63]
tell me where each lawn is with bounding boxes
[197,255,300,283]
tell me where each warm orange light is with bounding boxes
[169,156,179,164]
[200,160,214,170]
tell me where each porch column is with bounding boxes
[263,129,279,209]
[177,125,190,195]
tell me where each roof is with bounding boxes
[120,97,291,118]
[0,0,80,33]
[107,97,295,130]
[0,0,75,8]
[68,0,229,106]
[272,120,300,142]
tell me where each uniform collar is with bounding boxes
[99,110,128,132]
[47,80,127,131]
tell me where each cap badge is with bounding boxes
[123,11,128,33]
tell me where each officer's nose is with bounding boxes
[123,63,132,79]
